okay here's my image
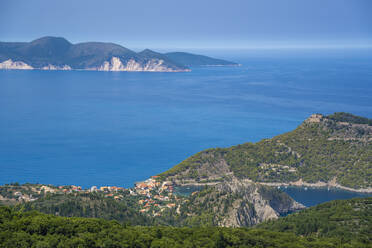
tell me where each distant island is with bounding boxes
[0,37,238,72]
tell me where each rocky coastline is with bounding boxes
[0,58,191,72]
[257,178,372,193]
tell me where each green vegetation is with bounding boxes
[258,197,372,244]
[13,193,152,226]
[0,206,369,248]
[327,112,372,126]
[4,182,299,228]
[160,113,372,189]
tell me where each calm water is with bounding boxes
[1,49,372,195]
[281,187,372,207]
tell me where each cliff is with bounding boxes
[177,179,304,227]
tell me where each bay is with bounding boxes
[1,48,371,191]
[281,187,372,207]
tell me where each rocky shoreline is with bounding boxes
[257,178,372,194]
[169,178,372,194]
[0,58,191,72]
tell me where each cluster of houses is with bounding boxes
[132,176,181,216]
[89,185,125,193]
[1,178,186,217]
[12,191,36,202]
[133,177,173,195]
[6,184,127,202]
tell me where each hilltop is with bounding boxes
[0,37,238,72]
[159,112,372,191]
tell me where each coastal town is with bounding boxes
[0,177,189,217]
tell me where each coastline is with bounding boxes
[257,179,372,194]
[168,178,372,194]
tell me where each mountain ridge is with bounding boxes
[159,112,372,192]
[0,36,238,72]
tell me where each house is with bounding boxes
[90,186,97,192]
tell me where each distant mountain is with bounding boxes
[0,37,238,71]
[165,52,238,66]
[159,112,372,191]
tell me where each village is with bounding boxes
[131,176,184,216]
[0,178,187,217]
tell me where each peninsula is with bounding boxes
[1,112,370,230]
[160,112,372,193]
[0,37,238,72]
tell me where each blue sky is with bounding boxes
[1,0,371,49]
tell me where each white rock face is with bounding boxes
[96,57,186,72]
[0,59,33,70]
[0,57,189,72]
[41,64,72,70]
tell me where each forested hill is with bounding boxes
[159,112,372,190]
[0,205,370,248]
[258,197,372,244]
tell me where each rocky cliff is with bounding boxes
[178,179,304,227]
[0,59,33,70]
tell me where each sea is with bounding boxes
[1,48,372,206]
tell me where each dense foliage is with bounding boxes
[160,113,372,189]
[258,197,372,244]
[0,206,369,248]
[7,184,295,228]
[13,193,152,226]
[327,112,372,126]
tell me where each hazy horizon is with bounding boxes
[1,0,371,50]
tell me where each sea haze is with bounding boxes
[1,49,372,188]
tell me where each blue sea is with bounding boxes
[281,187,372,207]
[1,48,372,204]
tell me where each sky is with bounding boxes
[1,0,371,50]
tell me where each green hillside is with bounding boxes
[160,113,372,189]
[14,193,151,226]
[258,197,372,244]
[0,206,369,248]
[2,181,302,228]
